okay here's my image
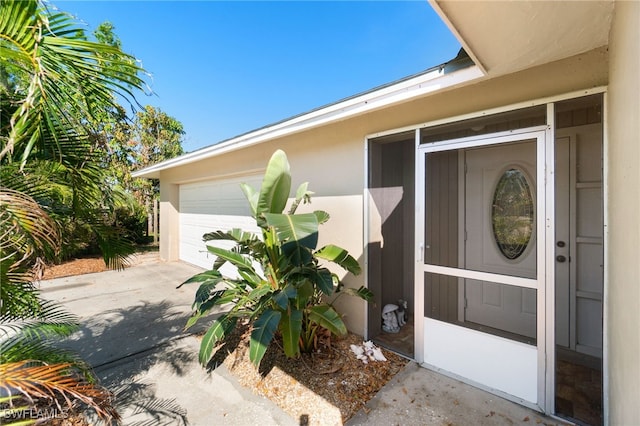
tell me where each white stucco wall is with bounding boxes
[606,1,640,423]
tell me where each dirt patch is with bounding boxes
[41,251,159,280]
[42,257,109,280]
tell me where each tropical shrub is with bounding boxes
[181,150,372,367]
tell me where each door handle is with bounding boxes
[556,255,567,263]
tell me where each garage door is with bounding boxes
[179,174,263,270]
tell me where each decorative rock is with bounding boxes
[350,341,387,364]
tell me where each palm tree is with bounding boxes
[1,0,148,270]
[1,0,149,422]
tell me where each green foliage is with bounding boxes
[119,105,185,206]
[0,2,146,421]
[0,0,154,270]
[181,150,372,368]
[0,189,108,422]
[0,0,146,167]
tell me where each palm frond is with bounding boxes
[0,0,147,166]
[0,258,41,318]
[0,361,120,423]
[0,188,60,265]
[0,299,79,336]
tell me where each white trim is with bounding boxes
[423,265,538,290]
[601,91,609,426]
[542,103,555,413]
[133,65,483,179]
[363,136,370,340]
[419,126,547,153]
[413,128,425,364]
[365,86,607,142]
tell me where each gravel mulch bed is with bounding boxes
[209,321,408,425]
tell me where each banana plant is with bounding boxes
[180,150,372,367]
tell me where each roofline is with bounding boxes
[133,53,482,179]
[428,0,487,75]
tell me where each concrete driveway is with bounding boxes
[40,254,296,425]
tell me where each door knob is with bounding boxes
[556,255,567,263]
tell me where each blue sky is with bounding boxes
[56,1,461,153]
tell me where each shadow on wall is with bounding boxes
[61,300,199,425]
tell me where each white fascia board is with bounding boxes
[132,65,483,179]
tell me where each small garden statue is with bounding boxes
[382,304,400,333]
[396,299,408,326]
[382,299,408,333]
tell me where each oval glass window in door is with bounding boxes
[492,168,534,260]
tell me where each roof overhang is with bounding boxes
[133,61,483,179]
[430,0,614,77]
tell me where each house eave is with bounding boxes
[132,62,483,179]
[430,0,614,78]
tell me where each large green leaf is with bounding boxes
[240,183,259,217]
[315,244,362,275]
[199,315,238,366]
[177,269,222,288]
[249,310,281,366]
[206,245,255,272]
[313,210,330,225]
[203,228,257,244]
[338,285,375,302]
[307,305,347,337]
[238,269,264,288]
[264,212,318,265]
[312,268,335,296]
[288,182,312,214]
[273,284,297,310]
[257,150,291,216]
[193,286,225,312]
[280,309,302,358]
[264,213,318,246]
[245,285,273,302]
[295,279,315,308]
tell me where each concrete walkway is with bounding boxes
[40,256,565,425]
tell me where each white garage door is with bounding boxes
[179,174,263,270]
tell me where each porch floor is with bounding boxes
[346,361,570,426]
[371,318,415,358]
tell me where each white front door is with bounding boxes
[464,142,537,339]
